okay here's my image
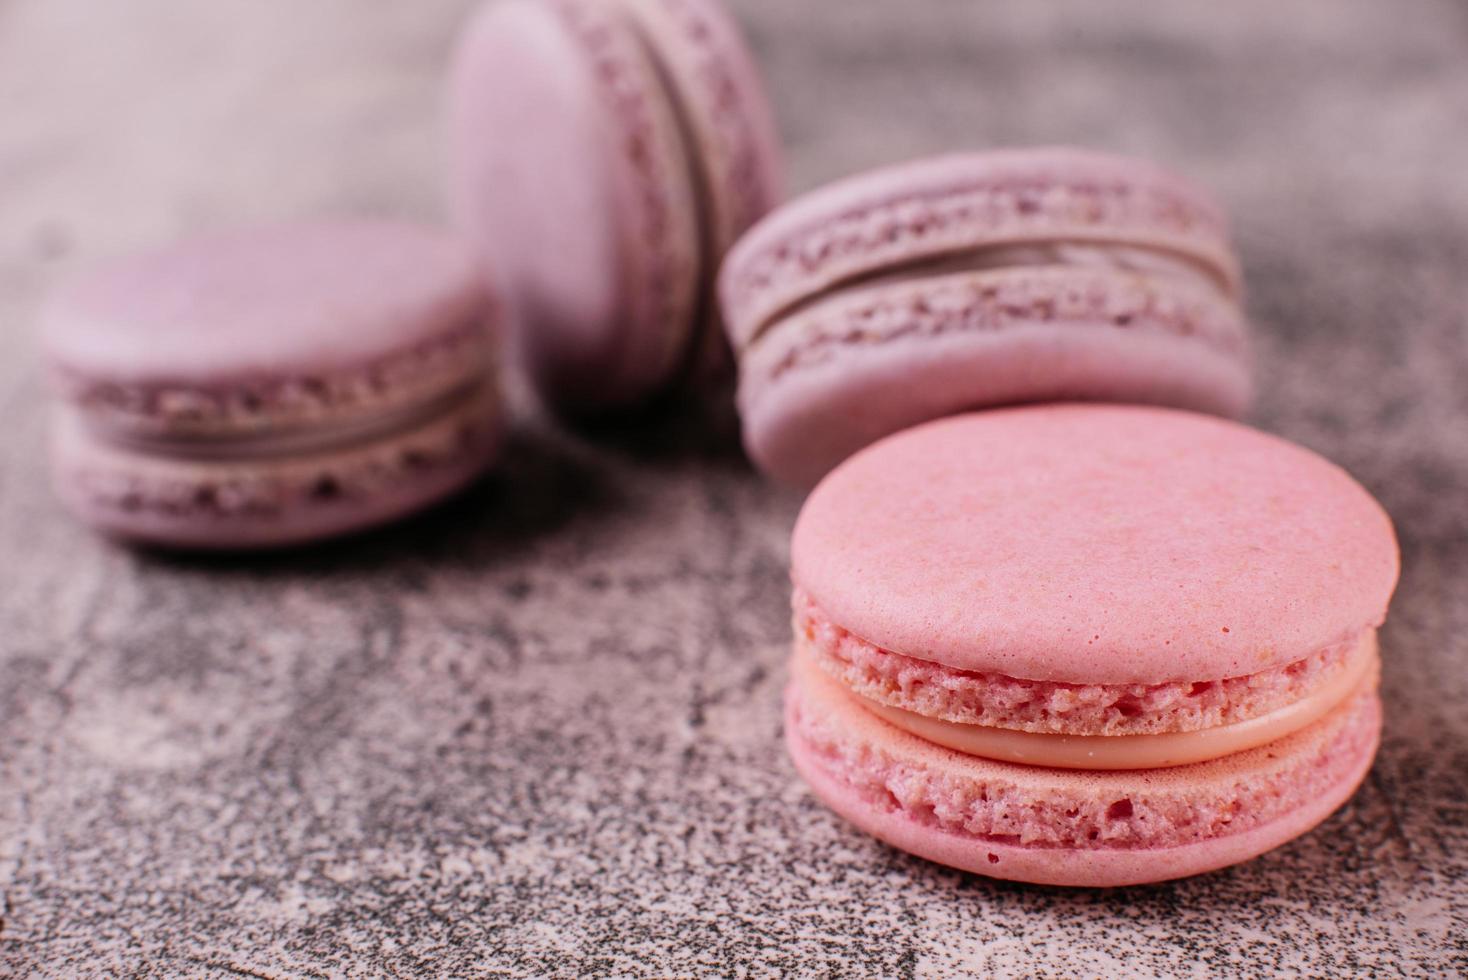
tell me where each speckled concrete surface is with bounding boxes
[1,0,1465,976]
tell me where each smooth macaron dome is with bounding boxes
[42,221,503,549]
[719,148,1254,487]
[447,0,783,411]
[786,405,1399,885]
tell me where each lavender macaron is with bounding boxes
[719,148,1254,487]
[42,221,504,549]
[447,0,784,412]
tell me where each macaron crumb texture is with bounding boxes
[795,589,1368,737]
[789,648,1381,853]
[785,405,1399,886]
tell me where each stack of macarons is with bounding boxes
[35,0,1402,888]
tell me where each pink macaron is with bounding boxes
[42,220,504,549]
[786,405,1398,886]
[447,0,783,412]
[720,148,1254,487]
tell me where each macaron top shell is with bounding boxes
[45,221,487,386]
[791,405,1399,685]
[720,148,1239,351]
[43,221,492,435]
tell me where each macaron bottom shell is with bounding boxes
[786,654,1381,887]
[51,382,503,550]
[743,311,1252,489]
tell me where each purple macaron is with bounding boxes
[719,148,1254,487]
[447,0,784,412]
[42,220,504,549]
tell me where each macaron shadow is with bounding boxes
[553,383,749,470]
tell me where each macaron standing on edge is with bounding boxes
[447,0,784,413]
[720,148,1254,487]
[785,405,1399,887]
[42,221,505,549]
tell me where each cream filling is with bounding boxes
[826,631,1379,770]
[744,239,1235,352]
[891,241,1231,299]
[69,377,496,463]
[607,0,708,381]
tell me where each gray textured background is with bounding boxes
[2,0,1465,976]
